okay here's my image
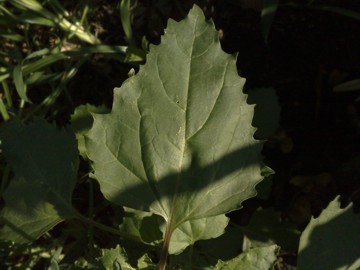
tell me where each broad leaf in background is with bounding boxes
[168,214,229,254]
[168,224,245,269]
[0,119,78,243]
[214,245,279,270]
[241,208,300,253]
[99,245,135,270]
[86,4,264,260]
[70,104,110,158]
[99,246,157,270]
[137,254,157,270]
[255,165,274,200]
[298,196,360,270]
[119,208,163,245]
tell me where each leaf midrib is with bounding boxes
[166,13,199,230]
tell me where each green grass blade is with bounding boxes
[0,96,10,121]
[8,0,100,44]
[63,45,127,55]
[57,18,100,45]
[120,0,134,44]
[79,3,89,25]
[310,4,360,20]
[22,53,69,75]
[0,32,24,42]
[22,45,127,74]
[261,0,279,43]
[0,3,54,26]
[24,48,51,60]
[286,3,360,21]
[26,71,62,85]
[46,0,70,18]
[0,74,10,82]
[13,64,30,102]
[1,80,13,107]
[18,12,55,26]
[9,0,54,19]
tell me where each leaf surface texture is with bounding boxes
[298,196,360,270]
[0,120,78,243]
[86,5,263,237]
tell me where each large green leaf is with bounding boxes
[298,196,360,270]
[86,4,263,255]
[70,104,110,158]
[0,119,78,243]
[168,215,229,254]
[168,224,245,269]
[214,245,279,270]
[119,208,163,245]
[241,208,300,253]
[120,196,229,254]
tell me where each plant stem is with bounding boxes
[73,209,146,244]
[88,179,94,257]
[74,210,124,237]
[159,223,172,270]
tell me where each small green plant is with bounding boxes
[0,5,359,270]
